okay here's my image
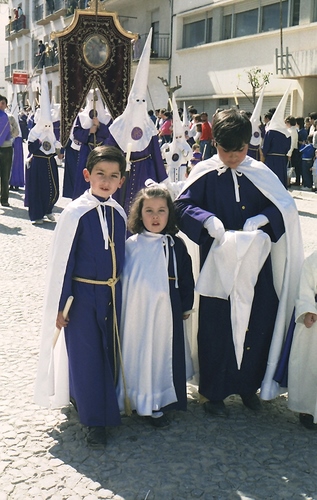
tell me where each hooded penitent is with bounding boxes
[267,84,292,137]
[28,68,61,155]
[161,94,193,171]
[109,28,157,153]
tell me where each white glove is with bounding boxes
[243,214,269,232]
[203,216,225,241]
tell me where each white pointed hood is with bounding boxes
[28,68,60,154]
[268,85,292,137]
[11,90,22,138]
[78,88,112,129]
[161,94,193,169]
[109,28,157,153]
[250,86,265,146]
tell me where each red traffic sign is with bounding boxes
[12,70,28,85]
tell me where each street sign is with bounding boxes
[12,70,28,85]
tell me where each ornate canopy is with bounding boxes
[52,1,137,146]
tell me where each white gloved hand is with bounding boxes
[243,214,269,232]
[203,216,225,241]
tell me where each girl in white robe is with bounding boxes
[117,184,194,427]
[288,250,317,429]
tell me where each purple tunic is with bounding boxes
[106,134,167,215]
[62,139,79,199]
[262,130,291,187]
[59,203,126,426]
[9,136,25,187]
[175,168,285,401]
[25,139,59,220]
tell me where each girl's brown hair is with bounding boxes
[128,185,178,235]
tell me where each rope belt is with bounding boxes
[88,141,103,149]
[266,153,286,156]
[72,276,119,286]
[131,154,151,163]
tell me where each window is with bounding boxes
[222,14,232,40]
[261,2,288,32]
[183,20,205,48]
[313,0,317,22]
[291,0,300,26]
[235,9,258,37]
[206,17,213,43]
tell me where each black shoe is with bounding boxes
[1,202,10,207]
[86,426,107,447]
[149,414,170,428]
[299,413,317,430]
[241,393,262,411]
[203,400,229,417]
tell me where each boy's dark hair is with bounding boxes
[296,116,304,129]
[86,146,126,176]
[128,185,178,235]
[213,108,252,150]
[285,115,296,127]
[0,95,8,105]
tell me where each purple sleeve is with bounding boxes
[174,176,214,245]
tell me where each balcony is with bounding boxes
[33,49,60,73]
[35,0,67,25]
[134,33,170,60]
[5,15,30,41]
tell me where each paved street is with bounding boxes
[0,167,317,500]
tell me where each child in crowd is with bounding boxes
[34,146,127,448]
[300,134,315,190]
[288,250,317,429]
[190,143,203,167]
[117,184,194,427]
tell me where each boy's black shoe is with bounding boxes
[203,400,229,417]
[299,413,317,430]
[86,426,107,447]
[149,414,170,428]
[240,393,262,411]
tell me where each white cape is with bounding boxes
[117,232,177,415]
[288,251,317,422]
[177,155,304,399]
[34,190,126,408]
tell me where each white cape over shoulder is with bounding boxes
[288,250,317,422]
[177,155,304,399]
[117,232,177,415]
[34,190,126,408]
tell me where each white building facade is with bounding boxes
[4,0,317,117]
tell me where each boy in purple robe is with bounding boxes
[34,146,127,448]
[175,109,303,417]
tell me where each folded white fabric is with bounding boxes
[196,230,271,368]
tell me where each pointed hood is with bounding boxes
[161,93,193,170]
[11,90,22,138]
[28,68,60,154]
[109,28,157,153]
[249,86,265,146]
[268,85,292,137]
[182,102,190,136]
[78,88,112,129]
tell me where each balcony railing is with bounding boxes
[5,15,29,40]
[35,0,67,24]
[33,49,59,70]
[135,33,170,60]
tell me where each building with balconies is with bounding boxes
[4,0,317,118]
